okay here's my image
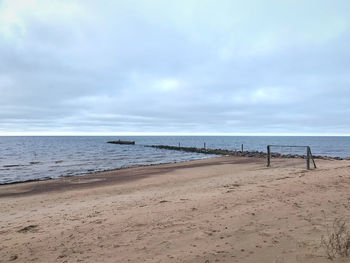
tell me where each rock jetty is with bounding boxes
[146,145,345,160]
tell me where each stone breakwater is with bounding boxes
[146,145,346,160]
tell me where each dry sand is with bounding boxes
[1,156,350,263]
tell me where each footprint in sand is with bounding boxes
[17,225,38,233]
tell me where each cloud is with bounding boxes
[0,0,350,135]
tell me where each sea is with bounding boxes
[0,136,349,184]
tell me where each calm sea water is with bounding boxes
[0,136,349,184]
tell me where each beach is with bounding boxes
[1,156,350,263]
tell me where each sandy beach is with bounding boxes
[1,156,350,263]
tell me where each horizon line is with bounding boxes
[0,132,349,137]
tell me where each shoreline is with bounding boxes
[0,156,238,198]
[0,155,217,186]
[1,145,347,186]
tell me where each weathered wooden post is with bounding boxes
[204,142,206,149]
[309,147,317,169]
[179,142,180,148]
[306,146,310,170]
[241,144,244,152]
[267,145,271,167]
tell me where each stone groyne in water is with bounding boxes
[146,145,345,160]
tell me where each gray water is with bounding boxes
[0,136,349,184]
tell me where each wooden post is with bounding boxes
[309,148,317,168]
[204,142,206,149]
[178,142,180,148]
[267,145,271,167]
[307,146,310,170]
[241,144,244,152]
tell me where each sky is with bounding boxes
[0,0,349,136]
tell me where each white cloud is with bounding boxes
[152,78,185,92]
[250,87,296,103]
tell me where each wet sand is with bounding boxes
[1,156,350,262]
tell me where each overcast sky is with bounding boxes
[0,0,349,135]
